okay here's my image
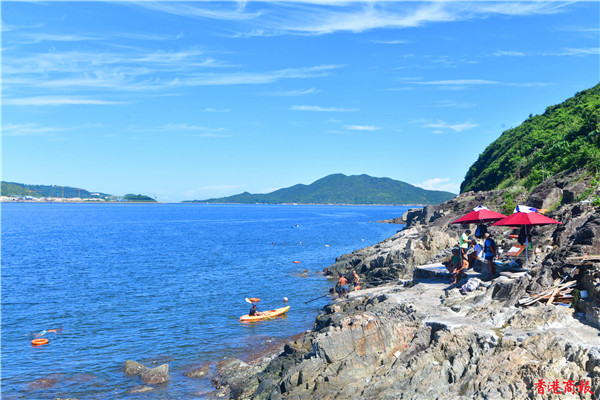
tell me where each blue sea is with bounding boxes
[1,203,410,399]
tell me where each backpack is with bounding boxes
[475,224,487,238]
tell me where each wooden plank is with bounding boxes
[505,245,525,257]
[547,287,560,305]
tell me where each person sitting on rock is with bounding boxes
[444,248,468,283]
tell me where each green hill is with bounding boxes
[190,174,456,205]
[1,181,157,202]
[461,83,600,193]
[0,181,108,198]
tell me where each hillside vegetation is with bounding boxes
[461,83,600,193]
[1,181,156,202]
[192,174,456,205]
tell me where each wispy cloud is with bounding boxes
[408,79,550,88]
[551,47,600,56]
[159,124,228,135]
[414,79,499,86]
[415,178,459,194]
[425,121,478,132]
[269,87,321,96]
[372,39,410,44]
[492,50,526,57]
[132,2,571,36]
[346,125,381,131]
[2,123,63,136]
[3,96,123,106]
[201,107,231,112]
[291,105,358,112]
[134,2,263,21]
[435,100,476,109]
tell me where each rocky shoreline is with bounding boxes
[204,170,599,399]
[21,170,600,399]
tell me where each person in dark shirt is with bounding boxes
[483,232,497,278]
[249,304,261,317]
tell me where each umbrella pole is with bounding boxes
[524,225,529,269]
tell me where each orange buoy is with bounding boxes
[248,298,260,302]
[31,338,49,346]
[293,261,300,264]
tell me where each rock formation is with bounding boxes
[213,170,600,399]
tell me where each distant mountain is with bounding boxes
[0,181,157,202]
[189,174,456,205]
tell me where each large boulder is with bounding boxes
[562,182,588,204]
[140,364,169,384]
[27,377,57,391]
[528,185,562,210]
[123,360,149,376]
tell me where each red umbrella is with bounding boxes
[491,211,562,227]
[451,206,507,225]
[491,207,561,268]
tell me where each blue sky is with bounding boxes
[2,1,599,202]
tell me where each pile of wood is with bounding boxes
[518,280,576,306]
[566,255,600,264]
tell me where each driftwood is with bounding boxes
[565,255,600,264]
[518,280,577,306]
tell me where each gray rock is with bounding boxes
[123,360,148,376]
[27,378,57,391]
[562,182,588,204]
[184,362,212,378]
[128,385,154,393]
[140,363,169,384]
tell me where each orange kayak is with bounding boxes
[239,306,290,322]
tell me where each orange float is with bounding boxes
[31,338,49,346]
[248,298,260,302]
[293,261,300,264]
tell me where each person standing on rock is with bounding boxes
[459,229,471,259]
[338,273,349,297]
[483,232,497,278]
[352,270,361,290]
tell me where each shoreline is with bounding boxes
[201,173,600,399]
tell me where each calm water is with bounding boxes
[1,203,410,399]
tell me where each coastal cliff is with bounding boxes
[208,169,600,399]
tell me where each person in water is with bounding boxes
[249,304,262,317]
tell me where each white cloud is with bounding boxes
[130,2,569,36]
[552,47,600,56]
[415,79,499,86]
[425,121,478,132]
[2,123,63,136]
[346,125,381,131]
[201,107,231,112]
[158,124,229,137]
[3,96,123,106]
[269,87,321,96]
[291,105,358,112]
[415,178,459,193]
[134,2,263,21]
[372,39,410,44]
[492,50,526,57]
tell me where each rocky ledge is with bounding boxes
[213,170,600,399]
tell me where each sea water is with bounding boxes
[1,203,411,399]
